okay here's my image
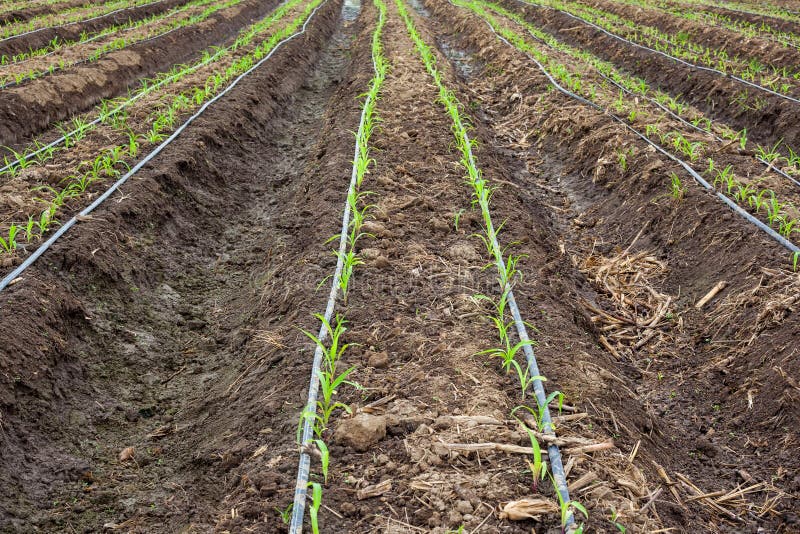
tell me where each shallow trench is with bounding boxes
[0,0,368,530]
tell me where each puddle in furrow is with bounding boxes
[343,0,361,20]
[408,0,431,17]
[437,37,480,79]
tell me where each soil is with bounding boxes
[580,0,800,70]
[0,0,192,58]
[0,0,281,147]
[0,0,90,26]
[498,0,800,151]
[0,0,798,532]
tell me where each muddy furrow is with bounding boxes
[0,0,280,148]
[0,0,348,531]
[0,0,192,57]
[500,0,800,153]
[428,0,799,530]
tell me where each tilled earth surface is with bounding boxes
[0,0,798,532]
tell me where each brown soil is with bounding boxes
[0,0,230,87]
[0,0,90,26]
[499,0,800,153]
[0,0,281,147]
[581,0,800,70]
[0,0,191,58]
[0,0,344,531]
[0,0,798,532]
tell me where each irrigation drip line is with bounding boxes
[2,0,214,69]
[470,6,800,255]
[0,0,235,90]
[515,0,800,106]
[0,0,328,294]
[0,0,293,178]
[288,3,378,530]
[503,6,800,189]
[431,2,574,525]
[0,0,170,45]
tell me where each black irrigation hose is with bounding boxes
[514,0,800,106]
[0,0,233,90]
[506,9,800,189]
[466,5,800,255]
[0,0,172,44]
[0,0,329,293]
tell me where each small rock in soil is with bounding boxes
[367,350,389,369]
[118,447,135,462]
[334,413,386,452]
[455,500,473,514]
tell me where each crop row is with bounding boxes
[0,0,86,24]
[396,0,586,529]
[0,0,164,41]
[291,1,387,530]
[656,0,800,25]
[620,0,800,49]
[521,0,800,100]
[0,0,242,88]
[0,0,216,67]
[452,0,800,266]
[0,0,322,258]
[477,0,797,184]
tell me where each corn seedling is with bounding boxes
[275,503,293,524]
[307,481,322,534]
[300,314,356,435]
[755,140,783,165]
[669,172,685,200]
[313,439,330,482]
[553,480,589,534]
[0,225,19,254]
[515,417,548,491]
[792,251,799,271]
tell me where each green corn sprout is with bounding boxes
[307,482,322,534]
[0,225,20,254]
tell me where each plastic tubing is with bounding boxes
[0,0,171,44]
[466,4,800,255]
[0,0,329,294]
[514,0,800,106]
[289,2,378,531]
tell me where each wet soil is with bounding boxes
[498,0,800,152]
[1,0,799,532]
[0,0,192,58]
[0,0,281,147]
[0,0,347,530]
[0,0,90,26]
[581,0,800,69]
[428,0,799,530]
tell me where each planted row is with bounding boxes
[397,0,587,529]
[520,0,800,99]
[292,0,389,530]
[0,0,320,257]
[0,0,222,72]
[452,1,800,262]
[1,0,162,41]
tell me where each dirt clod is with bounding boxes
[334,413,386,452]
[367,350,390,368]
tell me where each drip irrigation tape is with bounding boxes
[0,0,329,294]
[510,12,800,189]
[0,0,171,44]
[470,6,800,255]
[439,3,574,524]
[515,0,800,106]
[0,0,236,90]
[289,3,377,531]
[0,0,293,178]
